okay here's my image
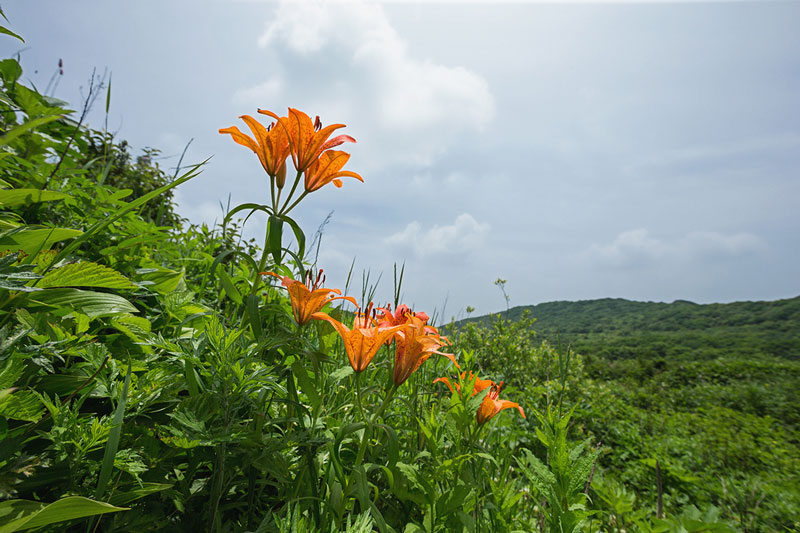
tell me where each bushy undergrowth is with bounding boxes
[0,17,794,533]
[450,309,800,531]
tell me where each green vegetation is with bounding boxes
[451,298,800,531]
[1,16,796,532]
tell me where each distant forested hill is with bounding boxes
[458,296,800,361]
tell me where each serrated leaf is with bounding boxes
[0,390,43,422]
[109,314,151,349]
[568,449,600,494]
[38,262,136,290]
[28,288,137,318]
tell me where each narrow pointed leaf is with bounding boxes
[95,360,132,500]
[0,496,127,533]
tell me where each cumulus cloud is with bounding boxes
[385,213,490,258]
[584,228,765,267]
[237,0,494,167]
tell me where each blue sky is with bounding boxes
[3,0,799,320]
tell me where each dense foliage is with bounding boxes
[451,299,800,531]
[1,17,796,533]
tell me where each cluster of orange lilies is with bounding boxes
[263,269,524,425]
[220,107,363,216]
[222,107,524,426]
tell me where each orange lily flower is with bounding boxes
[258,107,356,172]
[375,304,435,345]
[433,371,495,397]
[393,314,458,387]
[263,270,356,326]
[303,150,364,192]
[375,304,430,328]
[312,303,407,372]
[219,114,290,186]
[476,381,525,424]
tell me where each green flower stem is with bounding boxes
[281,190,308,217]
[372,384,398,422]
[278,170,303,215]
[354,372,368,425]
[269,174,276,213]
[249,223,273,300]
[353,383,398,469]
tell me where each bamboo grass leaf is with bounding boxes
[27,288,138,318]
[0,227,82,257]
[0,190,69,209]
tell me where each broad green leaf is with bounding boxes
[216,267,242,305]
[38,262,136,290]
[0,227,82,256]
[282,213,306,261]
[0,59,21,84]
[28,288,137,318]
[0,496,127,532]
[136,267,183,294]
[0,190,69,209]
[246,293,264,340]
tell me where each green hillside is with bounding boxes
[463,296,800,361]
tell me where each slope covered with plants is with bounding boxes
[450,298,800,530]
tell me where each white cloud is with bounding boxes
[583,228,766,267]
[233,78,284,107]
[173,189,226,227]
[237,0,494,167]
[385,213,490,258]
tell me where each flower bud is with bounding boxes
[275,161,287,189]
